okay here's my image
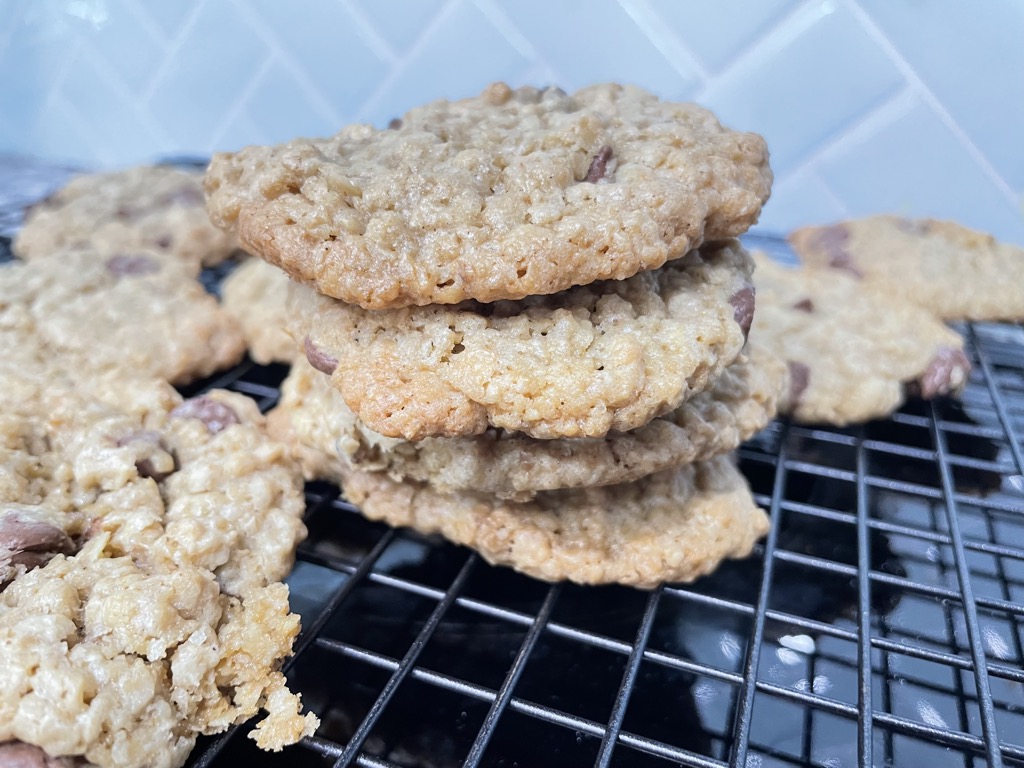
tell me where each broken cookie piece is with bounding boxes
[0,375,317,767]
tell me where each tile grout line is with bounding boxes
[108,0,190,156]
[124,6,213,157]
[206,52,277,153]
[768,166,852,221]
[471,0,543,64]
[73,36,177,161]
[845,0,1020,209]
[469,0,571,91]
[692,0,824,104]
[337,0,400,65]
[138,0,210,105]
[116,0,174,50]
[780,82,914,185]
[614,0,709,87]
[351,0,461,124]
[226,0,346,128]
[814,170,852,216]
[29,34,109,166]
[40,35,86,119]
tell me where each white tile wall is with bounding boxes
[2,0,1022,244]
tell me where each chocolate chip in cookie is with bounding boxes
[304,336,338,375]
[105,253,161,277]
[171,396,240,434]
[730,284,755,338]
[910,346,971,399]
[787,361,810,407]
[0,511,74,586]
[116,430,176,481]
[583,145,614,183]
[808,224,862,278]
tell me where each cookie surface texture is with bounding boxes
[269,348,784,499]
[338,455,768,588]
[0,248,245,385]
[788,215,1024,322]
[205,82,772,308]
[14,165,238,272]
[290,240,754,440]
[0,378,317,767]
[749,251,970,425]
[221,257,297,365]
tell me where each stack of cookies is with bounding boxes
[205,82,781,588]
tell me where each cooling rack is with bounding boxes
[178,240,1024,768]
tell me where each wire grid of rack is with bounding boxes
[177,307,1024,766]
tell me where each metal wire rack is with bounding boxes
[174,242,1024,768]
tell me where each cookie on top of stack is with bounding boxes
[206,82,780,588]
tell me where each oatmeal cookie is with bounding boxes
[14,165,238,272]
[749,252,970,425]
[337,455,767,588]
[290,240,754,440]
[221,258,297,365]
[205,82,771,308]
[0,541,314,768]
[0,377,317,767]
[788,216,1024,321]
[269,348,784,499]
[0,248,244,386]
[0,376,307,604]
